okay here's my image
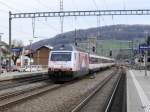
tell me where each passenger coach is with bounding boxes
[48,44,115,82]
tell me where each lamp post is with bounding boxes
[145,31,148,76]
[29,40,33,72]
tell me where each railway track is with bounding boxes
[71,67,125,112]
[0,75,49,90]
[0,75,52,110]
[0,68,116,111]
[0,77,85,110]
[105,68,126,112]
[0,74,85,110]
[0,80,50,101]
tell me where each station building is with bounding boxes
[16,45,53,68]
[32,45,53,66]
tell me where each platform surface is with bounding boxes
[0,70,48,81]
[127,69,150,112]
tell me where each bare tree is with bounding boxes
[12,39,23,48]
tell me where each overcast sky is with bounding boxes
[0,0,150,45]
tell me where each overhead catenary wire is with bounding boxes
[0,1,22,12]
[92,0,101,39]
[0,8,8,13]
[72,0,95,43]
[103,0,108,10]
[97,16,101,39]
[35,0,53,11]
[5,0,59,37]
[71,0,78,45]
[122,0,126,10]
[74,16,78,46]
[71,0,78,11]
[33,18,59,33]
[25,0,60,38]
[0,25,32,36]
[92,0,108,55]
[0,1,27,14]
[0,0,55,37]
[72,0,94,28]
[32,18,36,38]
[0,1,36,37]
[92,0,98,9]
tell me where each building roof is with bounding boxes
[43,45,53,49]
[24,45,53,55]
[35,45,53,51]
[25,44,53,51]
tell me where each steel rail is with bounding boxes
[0,69,115,110]
[71,69,118,112]
[104,69,122,112]
[0,75,48,91]
[0,79,50,100]
[0,74,92,110]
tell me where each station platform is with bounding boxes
[0,70,48,81]
[127,69,150,112]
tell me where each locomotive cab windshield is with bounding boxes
[50,52,72,61]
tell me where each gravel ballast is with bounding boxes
[2,69,115,112]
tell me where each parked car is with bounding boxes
[18,66,27,72]
[25,65,43,72]
[12,66,18,71]
[25,65,37,72]
[6,66,18,72]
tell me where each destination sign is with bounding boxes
[11,48,22,52]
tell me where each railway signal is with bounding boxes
[109,50,112,57]
[92,46,96,53]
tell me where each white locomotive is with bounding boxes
[48,44,114,81]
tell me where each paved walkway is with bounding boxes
[127,70,150,112]
[0,70,48,81]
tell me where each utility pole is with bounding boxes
[129,41,132,67]
[9,11,12,69]
[97,16,100,54]
[75,28,77,46]
[0,33,3,74]
[29,40,33,72]
[60,0,64,34]
[145,31,148,76]
[74,16,77,46]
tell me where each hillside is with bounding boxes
[29,24,150,50]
